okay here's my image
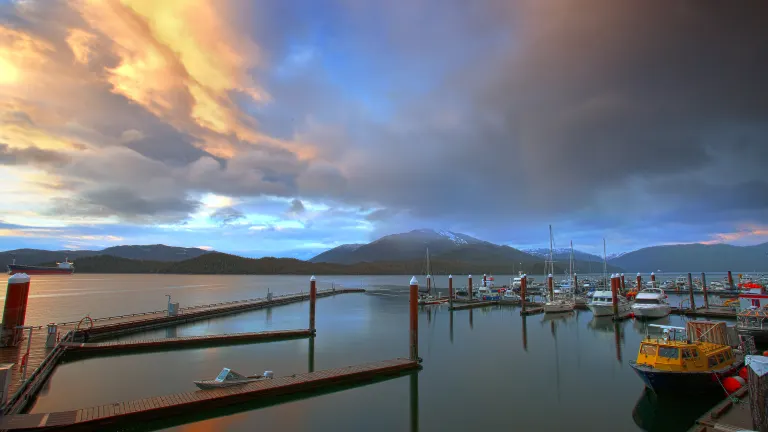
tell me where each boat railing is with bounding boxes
[679,299,691,310]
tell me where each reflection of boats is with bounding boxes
[629,322,743,394]
[632,387,723,432]
[194,368,273,390]
[631,288,671,319]
[588,289,631,318]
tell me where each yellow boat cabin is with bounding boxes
[635,338,736,372]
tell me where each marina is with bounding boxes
[1,273,767,431]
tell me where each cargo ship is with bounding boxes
[7,257,75,275]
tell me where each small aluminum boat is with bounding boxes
[194,368,273,390]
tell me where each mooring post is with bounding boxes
[468,275,473,300]
[651,272,656,288]
[521,274,527,313]
[1,273,31,347]
[611,274,619,318]
[547,273,554,301]
[309,275,317,334]
[635,273,641,292]
[701,272,709,309]
[728,271,735,291]
[409,276,419,361]
[687,272,696,311]
[426,274,431,296]
[747,355,768,432]
[621,273,626,291]
[448,275,453,308]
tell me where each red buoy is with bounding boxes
[739,367,749,381]
[763,350,768,357]
[722,376,745,394]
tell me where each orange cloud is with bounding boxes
[702,226,768,245]
[0,228,122,242]
[0,26,53,86]
[66,28,97,64]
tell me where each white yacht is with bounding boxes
[544,299,574,314]
[588,290,632,318]
[631,288,671,319]
[503,290,521,301]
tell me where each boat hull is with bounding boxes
[7,264,74,275]
[194,377,268,390]
[632,305,672,319]
[543,302,574,314]
[418,298,449,306]
[630,361,742,395]
[588,303,631,318]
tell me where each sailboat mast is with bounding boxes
[603,238,608,288]
[549,225,554,276]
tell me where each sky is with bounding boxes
[1,0,767,259]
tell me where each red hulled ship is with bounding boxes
[7,258,74,275]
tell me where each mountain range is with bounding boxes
[1,244,211,267]
[608,242,768,273]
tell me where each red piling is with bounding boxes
[621,273,626,290]
[651,272,656,288]
[409,276,419,361]
[635,273,641,292]
[309,275,317,334]
[701,272,709,309]
[611,274,619,318]
[468,275,473,300]
[521,274,527,313]
[687,273,696,311]
[448,274,454,309]
[547,273,554,301]
[1,273,31,347]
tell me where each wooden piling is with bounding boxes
[651,272,656,288]
[547,273,554,301]
[520,274,527,314]
[635,273,641,292]
[748,355,768,432]
[728,271,735,290]
[701,272,709,309]
[688,272,696,311]
[621,273,626,290]
[448,275,454,309]
[309,275,317,334]
[409,276,419,362]
[468,275,473,300]
[611,274,619,318]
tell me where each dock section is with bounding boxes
[61,330,312,354]
[0,358,420,431]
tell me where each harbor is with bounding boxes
[0,273,767,431]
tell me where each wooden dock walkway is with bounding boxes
[671,306,738,319]
[0,288,363,415]
[688,387,751,432]
[61,330,312,353]
[0,358,420,431]
[449,301,498,311]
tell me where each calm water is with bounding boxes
[0,274,738,431]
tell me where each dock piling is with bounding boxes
[547,274,554,301]
[520,274,527,314]
[701,272,709,309]
[309,275,317,334]
[635,273,641,292]
[468,275,473,300]
[651,272,656,288]
[611,274,619,318]
[1,274,31,347]
[687,272,696,311]
[448,275,453,309]
[728,271,735,290]
[621,273,626,290]
[409,276,419,362]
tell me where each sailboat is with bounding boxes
[588,239,632,318]
[544,226,575,314]
[418,248,448,306]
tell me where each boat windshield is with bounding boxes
[215,368,231,382]
[657,347,680,359]
[635,298,661,304]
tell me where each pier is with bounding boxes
[0,287,364,415]
[0,358,420,431]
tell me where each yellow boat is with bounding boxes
[629,322,742,394]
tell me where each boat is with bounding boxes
[7,257,74,275]
[417,249,448,306]
[503,290,521,301]
[588,289,632,318]
[735,282,768,343]
[194,368,273,390]
[543,227,575,314]
[631,288,672,319]
[629,322,743,395]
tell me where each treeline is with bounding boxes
[51,252,572,275]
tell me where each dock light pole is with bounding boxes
[701,272,709,309]
[448,275,453,309]
[309,275,317,334]
[651,272,656,288]
[468,275,473,300]
[611,274,619,319]
[687,273,696,311]
[409,276,419,362]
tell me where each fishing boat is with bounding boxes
[588,289,632,318]
[194,368,273,390]
[631,288,671,319]
[629,322,743,394]
[735,281,768,343]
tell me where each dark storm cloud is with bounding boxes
[288,199,305,215]
[50,187,199,223]
[0,143,71,166]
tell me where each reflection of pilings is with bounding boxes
[308,337,315,373]
[469,310,474,330]
[426,307,432,325]
[614,321,622,363]
[449,311,454,344]
[266,306,272,325]
[521,316,528,351]
[553,320,561,402]
[410,372,419,432]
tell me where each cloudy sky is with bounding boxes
[1,0,767,258]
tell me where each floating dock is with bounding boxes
[449,301,498,311]
[688,387,751,431]
[61,329,312,354]
[0,358,420,431]
[1,288,364,415]
[670,306,738,319]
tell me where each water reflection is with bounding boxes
[632,387,722,432]
[410,372,419,432]
[166,326,177,339]
[521,316,528,351]
[308,337,315,373]
[449,311,454,344]
[469,310,474,330]
[614,321,622,364]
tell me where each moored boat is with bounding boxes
[588,290,632,318]
[543,299,574,314]
[7,258,74,275]
[629,323,743,395]
[194,368,273,390]
[631,288,671,319]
